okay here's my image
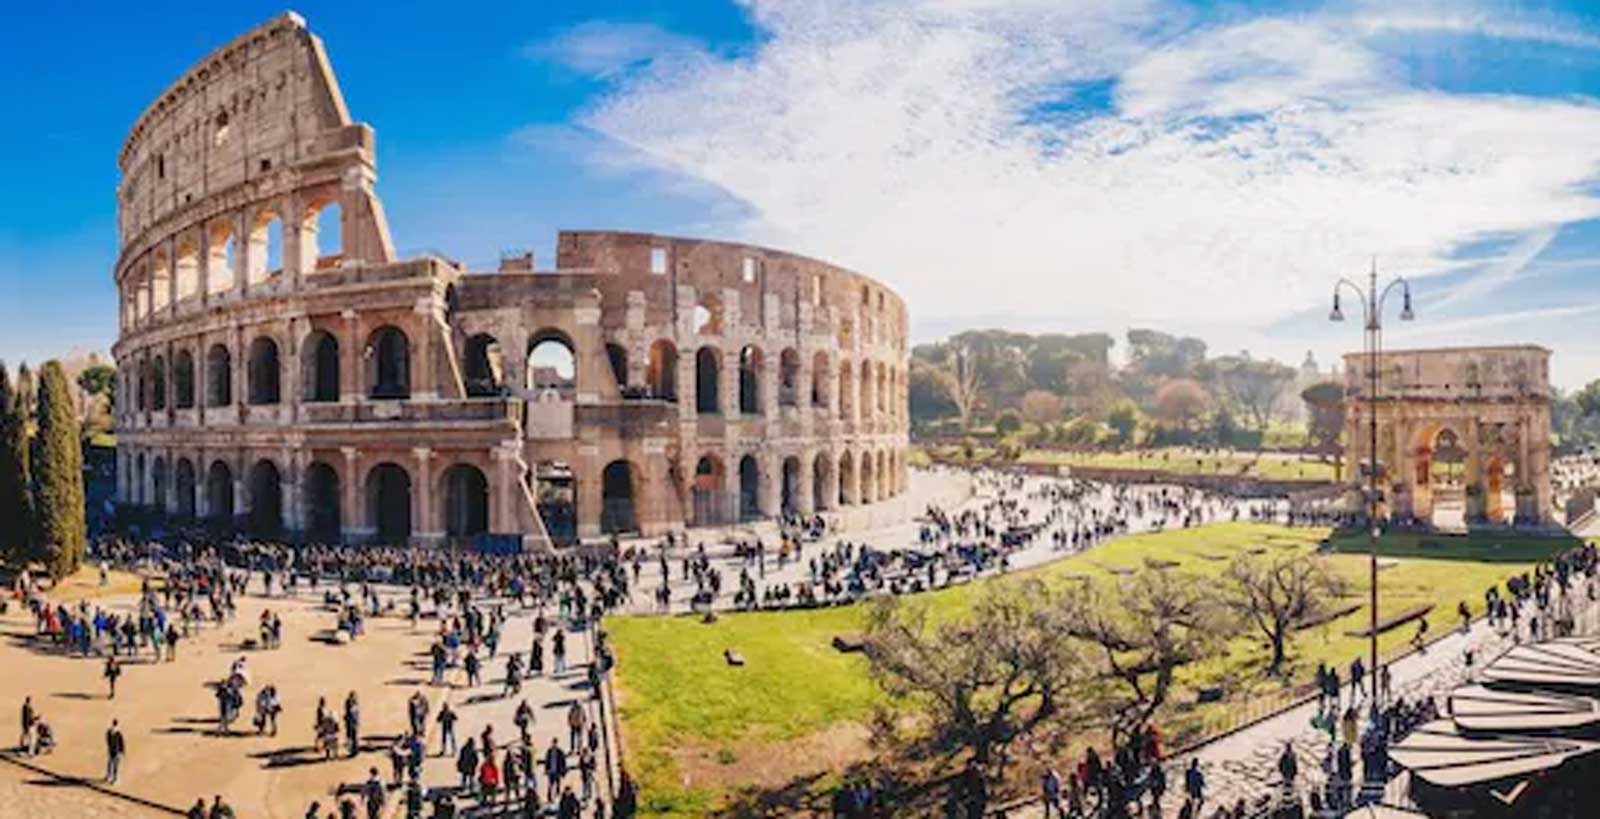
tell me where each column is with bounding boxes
[494,444,518,534]
[341,309,360,401]
[413,447,435,543]
[412,299,437,401]
[759,453,781,517]
[341,447,362,539]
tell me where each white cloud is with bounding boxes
[557,0,1600,381]
[524,21,701,79]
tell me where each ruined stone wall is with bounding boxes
[112,15,910,549]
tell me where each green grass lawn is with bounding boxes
[1015,447,1338,481]
[607,523,1577,817]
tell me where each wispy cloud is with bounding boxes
[1429,225,1560,312]
[523,21,701,79]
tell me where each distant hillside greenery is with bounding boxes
[909,328,1332,452]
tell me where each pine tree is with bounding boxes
[33,362,85,579]
[0,363,33,564]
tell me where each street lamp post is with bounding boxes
[1329,260,1414,708]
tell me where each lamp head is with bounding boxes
[1400,286,1415,321]
[1329,291,1345,323]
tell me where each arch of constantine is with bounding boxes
[1341,346,1553,529]
[111,14,910,549]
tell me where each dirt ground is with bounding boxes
[0,576,603,819]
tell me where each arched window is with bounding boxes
[304,198,343,271]
[247,208,282,285]
[247,460,283,536]
[738,346,762,414]
[442,464,490,539]
[173,350,195,409]
[739,455,761,521]
[247,336,281,405]
[526,332,575,396]
[838,450,855,506]
[692,455,729,526]
[696,347,721,415]
[601,460,638,534]
[206,461,234,524]
[303,331,340,403]
[150,251,172,313]
[647,340,677,401]
[304,462,342,542]
[839,361,854,419]
[367,326,411,400]
[175,237,200,302]
[813,452,834,511]
[779,348,800,407]
[694,295,722,335]
[174,458,197,518]
[206,344,232,407]
[463,334,504,397]
[782,455,801,514]
[811,351,829,408]
[207,220,236,295]
[366,463,413,543]
[151,355,167,411]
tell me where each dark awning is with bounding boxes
[1478,640,1600,689]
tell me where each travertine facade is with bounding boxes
[112,14,910,548]
[1341,345,1553,527]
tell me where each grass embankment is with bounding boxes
[608,523,1575,817]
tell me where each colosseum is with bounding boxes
[111,13,910,549]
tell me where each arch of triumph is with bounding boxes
[1341,346,1554,529]
[111,13,910,549]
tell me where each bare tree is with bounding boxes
[1223,551,1347,675]
[943,345,982,432]
[1061,569,1234,743]
[864,578,1087,796]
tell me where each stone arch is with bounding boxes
[247,206,283,285]
[860,450,876,504]
[303,330,340,403]
[304,461,342,542]
[779,348,801,407]
[366,462,413,544]
[174,458,196,518]
[813,451,835,511]
[463,333,504,397]
[367,325,411,400]
[151,354,167,411]
[693,454,730,525]
[247,459,284,536]
[174,349,195,409]
[647,340,678,401]
[838,450,856,506]
[302,196,343,271]
[859,360,873,420]
[811,351,829,408]
[782,455,801,514]
[441,463,490,540]
[247,335,281,405]
[526,329,576,395]
[601,459,639,534]
[207,219,236,295]
[150,249,172,313]
[739,454,762,521]
[151,455,169,513]
[536,461,578,543]
[206,460,234,524]
[696,347,722,415]
[739,345,763,414]
[175,235,201,301]
[877,362,888,414]
[207,343,232,407]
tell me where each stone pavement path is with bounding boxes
[1006,574,1600,818]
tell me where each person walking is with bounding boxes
[104,656,123,700]
[457,738,479,792]
[1277,742,1298,787]
[437,701,458,757]
[544,737,567,803]
[105,719,126,784]
[1040,767,1063,818]
[344,692,361,757]
[1184,758,1205,810]
[20,695,35,751]
[187,798,207,819]
[566,702,586,751]
[361,767,386,819]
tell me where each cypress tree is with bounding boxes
[0,363,34,563]
[33,361,85,579]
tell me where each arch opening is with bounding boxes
[174,458,196,518]
[692,455,731,526]
[647,340,678,401]
[304,331,341,403]
[207,344,232,408]
[304,462,342,543]
[696,347,721,415]
[442,464,490,540]
[247,337,281,405]
[366,463,413,544]
[779,348,800,407]
[206,461,234,525]
[367,326,411,400]
[526,332,575,396]
[174,350,195,409]
[782,455,801,515]
[247,459,283,537]
[739,346,763,415]
[739,455,761,521]
[463,334,504,397]
[601,460,639,535]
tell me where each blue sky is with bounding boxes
[6,0,1600,387]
